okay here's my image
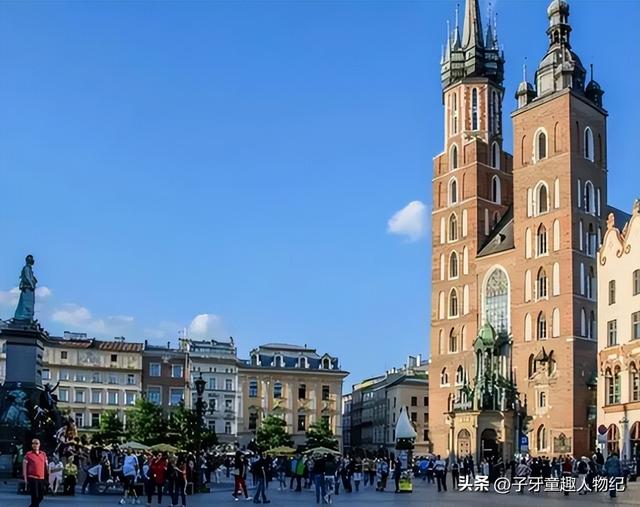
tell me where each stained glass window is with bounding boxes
[485,269,509,334]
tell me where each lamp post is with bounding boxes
[194,375,206,452]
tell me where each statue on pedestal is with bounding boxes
[13,255,37,322]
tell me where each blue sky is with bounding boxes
[1,0,639,388]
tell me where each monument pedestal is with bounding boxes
[0,321,50,478]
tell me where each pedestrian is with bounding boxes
[324,455,337,504]
[62,457,77,496]
[232,451,251,501]
[561,456,573,496]
[450,459,460,489]
[47,455,63,495]
[148,452,167,505]
[576,457,589,494]
[312,456,326,504]
[23,439,47,507]
[352,459,362,492]
[393,458,402,493]
[252,452,270,504]
[515,459,531,495]
[172,457,188,507]
[434,455,447,492]
[604,452,622,499]
[120,449,139,505]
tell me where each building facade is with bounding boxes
[346,355,429,455]
[597,202,640,458]
[188,338,240,443]
[42,333,143,431]
[430,0,623,460]
[237,343,347,448]
[141,340,191,410]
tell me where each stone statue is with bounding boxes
[14,255,37,321]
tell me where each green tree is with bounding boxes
[256,415,293,451]
[92,410,125,445]
[305,418,338,450]
[166,404,218,451]
[127,398,167,446]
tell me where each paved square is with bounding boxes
[0,480,638,506]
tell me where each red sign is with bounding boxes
[598,424,607,435]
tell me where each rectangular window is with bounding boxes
[75,372,86,382]
[607,320,618,347]
[208,378,216,390]
[75,412,84,428]
[225,421,231,434]
[91,390,102,404]
[171,364,184,379]
[225,379,233,391]
[423,413,428,423]
[298,384,306,400]
[423,429,429,442]
[91,413,100,428]
[107,391,118,405]
[249,380,257,398]
[75,390,85,403]
[108,373,118,384]
[297,414,306,432]
[273,383,282,399]
[61,351,68,360]
[249,412,258,431]
[110,354,118,363]
[126,374,135,385]
[59,388,69,402]
[208,420,216,432]
[210,399,217,412]
[225,399,233,411]
[149,363,161,377]
[322,385,330,401]
[609,280,616,305]
[59,370,70,381]
[632,370,640,402]
[169,389,184,406]
[42,369,51,381]
[410,412,417,423]
[634,269,640,296]
[92,372,101,383]
[147,387,161,405]
[411,396,418,407]
[424,396,429,407]
[631,311,640,340]
[125,392,136,405]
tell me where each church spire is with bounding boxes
[453,4,461,49]
[462,0,484,49]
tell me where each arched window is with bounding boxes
[449,329,458,353]
[537,224,547,256]
[521,135,527,165]
[525,228,532,258]
[439,254,445,281]
[584,127,594,161]
[584,181,594,213]
[587,266,595,299]
[536,268,548,300]
[462,209,468,237]
[484,268,510,334]
[525,313,532,341]
[449,251,458,279]
[449,213,458,241]
[630,362,640,402]
[437,182,442,208]
[606,368,622,405]
[455,365,464,384]
[528,354,536,377]
[449,289,459,318]
[491,175,501,203]
[449,178,458,205]
[438,291,445,319]
[554,178,560,208]
[553,219,560,251]
[322,357,331,370]
[525,270,532,302]
[536,182,549,215]
[440,368,449,386]
[549,351,557,374]
[580,308,587,336]
[552,308,560,337]
[461,325,467,350]
[440,217,446,244]
[539,391,547,409]
[450,144,458,170]
[535,130,547,161]
[492,90,500,135]
[471,88,478,130]
[463,246,469,274]
[452,92,458,134]
[552,263,560,295]
[491,142,500,169]
[537,311,547,340]
[438,330,444,355]
[589,310,596,339]
[606,424,619,455]
[553,122,559,153]
[587,223,596,256]
[537,425,547,451]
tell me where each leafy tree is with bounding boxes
[167,403,217,451]
[92,410,125,445]
[127,398,167,446]
[305,418,338,450]
[256,415,293,451]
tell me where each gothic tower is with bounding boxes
[429,0,513,457]
[510,0,606,456]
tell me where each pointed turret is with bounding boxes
[452,4,461,49]
[461,0,483,49]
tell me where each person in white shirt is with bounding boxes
[48,455,64,495]
[120,450,139,505]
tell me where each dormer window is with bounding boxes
[251,354,258,366]
[298,357,308,369]
[274,355,282,368]
[322,357,331,370]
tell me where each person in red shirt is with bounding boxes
[148,452,168,505]
[23,438,48,507]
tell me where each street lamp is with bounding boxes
[194,375,206,448]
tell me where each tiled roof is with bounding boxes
[46,336,143,352]
[478,206,515,257]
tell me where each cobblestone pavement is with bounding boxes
[0,480,638,506]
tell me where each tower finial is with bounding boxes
[590,63,594,81]
[523,57,528,82]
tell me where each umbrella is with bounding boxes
[304,447,341,456]
[149,443,180,453]
[122,441,149,451]
[266,446,296,456]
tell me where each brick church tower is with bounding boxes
[429,0,612,459]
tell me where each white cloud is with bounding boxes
[0,286,53,307]
[51,303,134,336]
[387,200,428,242]
[188,313,224,338]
